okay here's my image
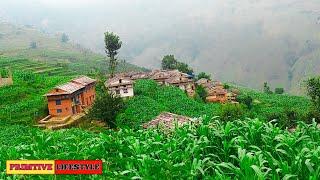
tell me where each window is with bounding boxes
[56,100,61,105]
[123,88,128,93]
[57,109,62,113]
[116,89,120,94]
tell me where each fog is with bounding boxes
[1,0,320,93]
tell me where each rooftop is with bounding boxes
[143,112,192,129]
[46,82,84,96]
[72,76,96,86]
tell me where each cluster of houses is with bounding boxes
[0,69,13,87]
[105,69,238,104]
[40,69,237,129]
[105,69,196,98]
[196,78,238,103]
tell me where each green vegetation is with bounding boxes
[161,55,193,74]
[0,73,319,178]
[1,118,320,179]
[263,82,273,94]
[275,87,285,94]
[61,33,69,43]
[116,80,313,129]
[197,72,211,80]
[0,23,145,75]
[89,91,124,128]
[0,71,71,126]
[104,31,122,77]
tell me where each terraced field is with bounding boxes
[0,56,79,76]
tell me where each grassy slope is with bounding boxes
[0,23,146,74]
[117,80,311,128]
[0,78,319,179]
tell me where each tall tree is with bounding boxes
[104,31,122,77]
[263,82,273,94]
[306,77,320,110]
[61,33,69,43]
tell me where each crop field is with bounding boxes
[0,71,71,125]
[0,72,317,179]
[1,117,320,179]
[117,80,312,129]
[0,56,78,76]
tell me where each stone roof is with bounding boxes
[165,77,193,84]
[72,76,96,86]
[143,112,192,129]
[106,77,134,88]
[207,87,227,95]
[196,78,211,85]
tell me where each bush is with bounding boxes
[195,85,207,102]
[88,91,124,128]
[220,104,244,121]
[237,95,253,109]
[275,88,284,94]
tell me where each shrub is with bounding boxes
[220,103,244,121]
[275,87,284,94]
[237,95,253,109]
[88,92,124,128]
[195,85,207,102]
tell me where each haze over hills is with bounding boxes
[1,0,320,94]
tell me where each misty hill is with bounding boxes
[1,0,320,94]
[0,22,145,74]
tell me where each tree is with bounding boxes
[275,88,284,94]
[161,55,194,74]
[238,95,253,110]
[306,77,320,110]
[88,92,124,128]
[197,72,211,80]
[30,41,37,49]
[161,55,178,70]
[104,31,122,77]
[61,33,69,43]
[195,85,207,102]
[177,62,193,74]
[263,82,273,94]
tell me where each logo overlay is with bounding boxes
[6,160,102,175]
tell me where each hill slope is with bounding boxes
[0,22,146,74]
[0,75,319,179]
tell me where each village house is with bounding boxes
[150,70,172,85]
[106,77,134,98]
[165,74,196,97]
[45,76,96,117]
[0,69,13,87]
[196,78,213,89]
[206,86,228,103]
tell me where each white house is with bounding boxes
[105,77,134,98]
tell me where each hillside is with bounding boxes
[0,22,146,74]
[2,1,319,94]
[0,73,319,179]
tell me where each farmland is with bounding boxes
[1,72,319,178]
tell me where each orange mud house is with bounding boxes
[45,76,96,117]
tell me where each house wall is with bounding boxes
[48,97,73,116]
[120,87,134,97]
[83,84,96,107]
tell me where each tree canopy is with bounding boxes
[161,55,193,74]
[104,31,122,77]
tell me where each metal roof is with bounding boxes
[72,76,96,86]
